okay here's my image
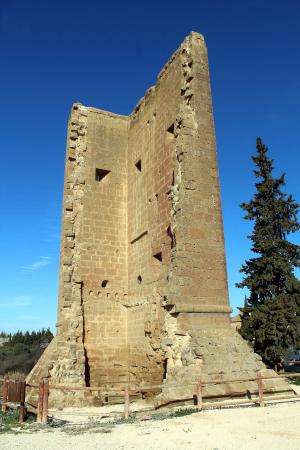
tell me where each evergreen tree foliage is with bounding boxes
[0,328,53,346]
[0,328,54,377]
[237,138,300,369]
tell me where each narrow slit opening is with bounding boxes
[167,225,176,249]
[163,359,168,380]
[84,354,91,387]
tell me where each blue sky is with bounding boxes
[1,0,299,333]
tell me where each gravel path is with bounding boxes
[1,401,300,450]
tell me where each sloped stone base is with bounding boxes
[26,335,90,408]
[154,328,293,407]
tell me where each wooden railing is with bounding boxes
[1,372,300,424]
[1,380,26,423]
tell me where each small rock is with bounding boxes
[140,415,152,421]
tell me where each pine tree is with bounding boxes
[237,138,300,369]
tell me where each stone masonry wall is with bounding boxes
[165,34,231,323]
[79,108,129,387]
[125,45,183,387]
[27,32,291,407]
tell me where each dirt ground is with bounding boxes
[1,399,300,450]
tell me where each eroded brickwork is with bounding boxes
[27,32,289,407]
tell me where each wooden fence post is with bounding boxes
[256,372,264,407]
[37,381,44,423]
[196,379,203,411]
[19,381,26,423]
[42,380,49,424]
[1,379,8,414]
[124,385,130,420]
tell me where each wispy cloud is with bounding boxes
[0,295,32,308]
[13,295,32,306]
[15,315,41,322]
[21,256,52,273]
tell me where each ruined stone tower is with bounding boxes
[28,32,288,406]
